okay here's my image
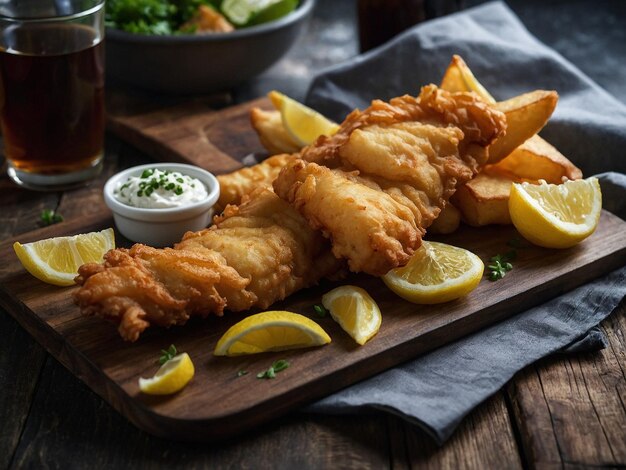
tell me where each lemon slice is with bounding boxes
[269,90,340,147]
[13,228,115,286]
[321,285,382,345]
[214,310,331,356]
[138,353,195,395]
[509,177,602,248]
[382,241,484,304]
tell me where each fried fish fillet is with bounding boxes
[74,86,507,339]
[215,153,296,212]
[273,85,507,275]
[75,188,342,341]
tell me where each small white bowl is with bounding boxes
[104,163,220,247]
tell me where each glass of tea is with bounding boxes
[0,0,105,191]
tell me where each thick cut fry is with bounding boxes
[215,153,296,212]
[250,108,301,155]
[440,56,579,226]
[440,55,496,103]
[488,90,558,163]
[488,134,582,183]
[428,203,461,234]
[451,172,513,226]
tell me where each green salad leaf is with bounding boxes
[106,0,298,34]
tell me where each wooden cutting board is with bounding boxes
[2,99,625,442]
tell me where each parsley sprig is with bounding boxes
[313,304,328,318]
[159,344,177,364]
[487,250,517,281]
[257,359,290,379]
[40,209,63,226]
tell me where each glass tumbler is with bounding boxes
[0,0,105,190]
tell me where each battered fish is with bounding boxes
[273,85,507,275]
[75,188,342,341]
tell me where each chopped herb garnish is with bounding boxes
[313,304,328,318]
[137,190,144,197]
[40,209,63,226]
[174,186,183,196]
[237,370,248,377]
[159,344,177,364]
[141,169,154,178]
[257,359,290,379]
[487,250,517,281]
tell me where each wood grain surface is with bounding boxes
[107,94,271,174]
[3,99,626,443]
[1,203,625,441]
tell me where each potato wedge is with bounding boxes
[451,172,514,226]
[440,55,496,103]
[488,90,559,163]
[250,107,301,155]
[489,134,582,183]
[429,203,461,234]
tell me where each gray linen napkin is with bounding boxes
[304,2,626,444]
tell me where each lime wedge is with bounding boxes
[221,0,295,26]
[248,0,298,25]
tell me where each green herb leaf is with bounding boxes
[141,169,154,178]
[159,344,177,365]
[487,251,516,281]
[313,304,328,318]
[272,359,289,372]
[256,359,290,379]
[40,209,63,226]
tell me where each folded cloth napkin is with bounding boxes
[304,1,626,444]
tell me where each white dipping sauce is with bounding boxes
[114,168,208,209]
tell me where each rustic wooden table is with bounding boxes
[2,1,625,468]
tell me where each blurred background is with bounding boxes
[233,0,626,104]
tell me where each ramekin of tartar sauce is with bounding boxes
[104,163,220,246]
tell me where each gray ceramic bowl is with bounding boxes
[105,0,314,94]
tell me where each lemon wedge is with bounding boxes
[382,241,484,304]
[509,177,602,248]
[321,285,382,345]
[13,228,115,286]
[269,90,340,146]
[214,310,331,356]
[138,353,195,395]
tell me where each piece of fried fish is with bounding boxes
[75,188,342,341]
[273,85,507,275]
[75,85,507,340]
